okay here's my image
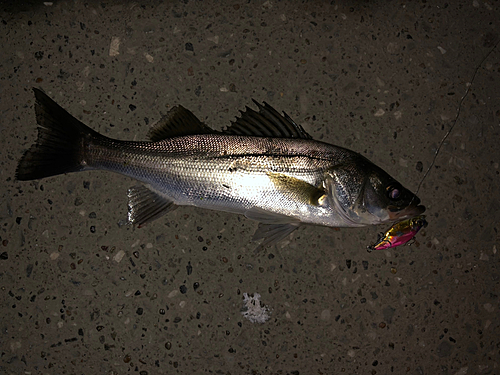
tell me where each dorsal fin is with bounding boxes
[148,105,217,141]
[223,100,313,139]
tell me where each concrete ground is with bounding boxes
[1,1,499,374]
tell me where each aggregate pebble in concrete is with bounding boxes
[1,1,499,374]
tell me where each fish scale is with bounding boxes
[87,135,340,219]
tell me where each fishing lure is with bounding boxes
[367,215,427,252]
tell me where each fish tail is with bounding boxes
[16,88,101,181]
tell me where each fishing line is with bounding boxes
[369,41,499,252]
[413,39,499,198]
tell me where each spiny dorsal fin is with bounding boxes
[147,105,217,141]
[223,100,313,139]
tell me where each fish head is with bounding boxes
[326,157,425,226]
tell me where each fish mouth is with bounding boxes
[388,198,426,221]
[407,204,426,217]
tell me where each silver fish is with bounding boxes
[16,88,425,248]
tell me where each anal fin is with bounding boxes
[127,185,177,226]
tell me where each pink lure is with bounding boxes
[368,215,427,251]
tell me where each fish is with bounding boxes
[16,88,425,249]
[368,215,428,251]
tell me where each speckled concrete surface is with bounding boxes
[1,1,499,374]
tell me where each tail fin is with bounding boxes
[16,88,100,181]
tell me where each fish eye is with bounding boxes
[387,184,401,200]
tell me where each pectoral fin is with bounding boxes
[267,172,326,206]
[243,174,324,250]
